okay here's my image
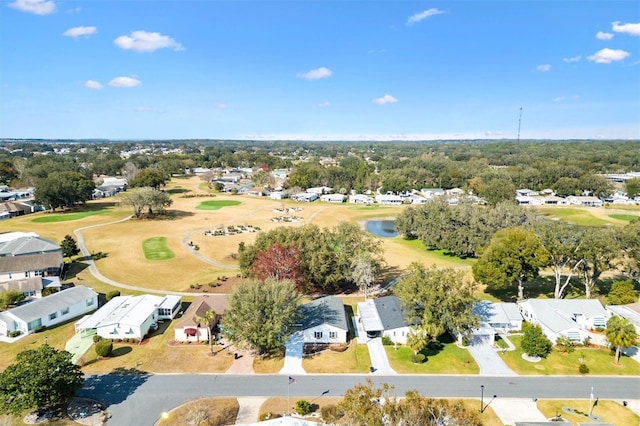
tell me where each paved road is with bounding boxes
[77,373,640,426]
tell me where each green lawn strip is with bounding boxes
[537,207,610,226]
[500,335,640,375]
[385,338,479,374]
[31,209,111,223]
[195,200,242,210]
[537,399,639,425]
[608,214,639,222]
[142,237,175,261]
[302,340,371,373]
[395,238,475,267]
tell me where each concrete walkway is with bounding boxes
[467,338,517,376]
[235,397,266,425]
[226,347,256,374]
[366,337,396,375]
[489,397,548,424]
[279,331,306,375]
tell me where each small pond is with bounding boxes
[366,220,398,238]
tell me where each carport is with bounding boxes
[357,300,383,337]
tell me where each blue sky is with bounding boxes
[1,0,639,140]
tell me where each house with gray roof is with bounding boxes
[358,295,411,344]
[0,233,64,281]
[607,302,640,336]
[518,299,608,343]
[0,285,98,341]
[469,301,524,345]
[300,296,348,344]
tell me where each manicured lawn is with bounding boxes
[385,335,479,374]
[608,213,639,222]
[303,340,371,373]
[195,200,242,210]
[31,209,111,223]
[500,335,640,375]
[537,399,639,425]
[142,237,175,260]
[253,353,285,373]
[395,238,475,267]
[537,207,610,226]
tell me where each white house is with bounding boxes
[0,233,64,282]
[375,194,403,205]
[0,286,98,340]
[566,196,603,208]
[319,194,346,203]
[269,191,288,200]
[541,195,569,205]
[516,189,539,197]
[358,295,411,344]
[517,299,608,343]
[0,276,61,299]
[174,295,228,342]
[470,301,523,345]
[516,196,544,206]
[349,194,374,205]
[607,303,640,336]
[307,186,333,195]
[292,192,318,202]
[420,188,445,199]
[408,194,428,205]
[300,296,348,344]
[75,294,181,342]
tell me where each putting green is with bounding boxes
[608,214,639,222]
[142,237,175,261]
[31,209,110,223]
[195,200,241,210]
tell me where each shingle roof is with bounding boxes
[0,276,42,293]
[7,286,97,323]
[373,295,409,331]
[518,299,606,334]
[0,252,64,274]
[301,296,348,331]
[175,295,229,329]
[0,236,61,256]
[474,301,523,324]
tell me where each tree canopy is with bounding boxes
[60,235,80,259]
[129,168,168,189]
[118,187,172,217]
[221,278,301,355]
[0,345,84,415]
[473,227,548,300]
[394,263,478,339]
[605,316,637,364]
[34,171,95,211]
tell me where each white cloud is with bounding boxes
[114,31,183,53]
[213,103,228,109]
[8,0,55,15]
[563,55,581,63]
[297,67,333,80]
[84,80,103,89]
[63,26,97,38]
[612,21,640,36]
[536,64,551,72]
[596,31,614,40]
[587,48,630,64]
[372,94,398,105]
[407,8,445,26]
[317,101,330,108]
[553,96,566,102]
[109,76,141,87]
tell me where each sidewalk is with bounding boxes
[489,398,548,424]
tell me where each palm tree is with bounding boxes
[197,309,217,354]
[605,316,637,364]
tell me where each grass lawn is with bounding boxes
[253,353,285,373]
[195,200,242,210]
[394,238,474,267]
[156,397,239,426]
[537,399,639,425]
[259,397,343,421]
[31,209,112,223]
[536,207,610,226]
[384,335,479,374]
[500,335,640,375]
[608,213,640,222]
[302,340,371,373]
[142,236,176,260]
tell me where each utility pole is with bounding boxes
[517,107,523,143]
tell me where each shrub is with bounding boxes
[34,325,47,333]
[93,335,102,343]
[95,339,113,357]
[579,363,590,374]
[258,412,280,421]
[41,287,58,297]
[106,290,121,301]
[521,322,552,358]
[8,330,21,338]
[410,353,426,363]
[555,335,575,354]
[381,335,393,345]
[320,404,342,423]
[295,400,312,416]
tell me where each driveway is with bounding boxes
[367,337,396,375]
[490,398,548,424]
[279,331,305,375]
[467,337,517,376]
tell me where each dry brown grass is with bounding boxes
[259,397,342,421]
[253,353,285,373]
[537,399,640,425]
[157,397,239,426]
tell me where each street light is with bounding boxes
[480,385,497,413]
